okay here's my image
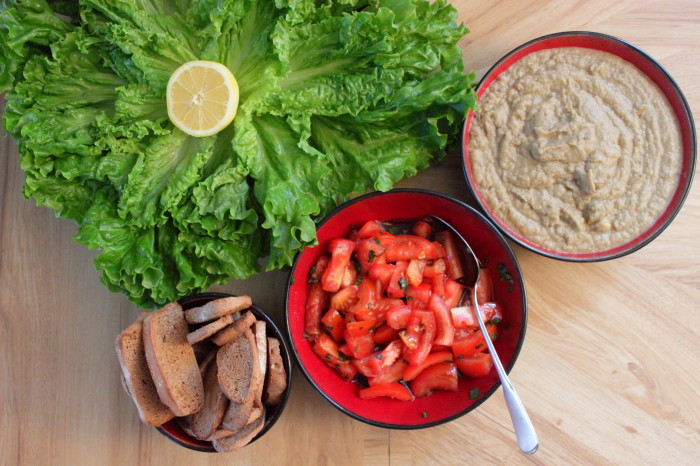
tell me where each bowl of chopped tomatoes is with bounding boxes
[285,189,527,428]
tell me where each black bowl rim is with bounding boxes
[156,291,293,452]
[461,30,697,262]
[284,188,528,429]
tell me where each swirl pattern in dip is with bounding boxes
[469,47,682,253]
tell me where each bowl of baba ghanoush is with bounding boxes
[462,31,696,261]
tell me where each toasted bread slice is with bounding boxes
[217,328,261,404]
[264,337,287,406]
[143,302,204,417]
[115,315,174,427]
[187,312,236,345]
[220,397,254,432]
[211,311,256,346]
[212,408,266,452]
[191,358,229,441]
[185,295,252,324]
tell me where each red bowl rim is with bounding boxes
[284,188,528,429]
[461,30,697,262]
[156,292,293,452]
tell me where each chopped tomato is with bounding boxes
[403,310,436,366]
[434,231,465,280]
[341,261,360,288]
[423,258,446,278]
[305,282,328,338]
[368,340,403,374]
[368,263,394,291]
[322,238,356,292]
[335,360,359,382]
[310,255,330,282]
[403,350,453,382]
[348,277,379,321]
[410,361,459,397]
[386,305,412,329]
[406,259,426,287]
[321,308,345,342]
[411,220,432,238]
[451,324,497,359]
[330,285,359,311]
[346,320,376,338]
[352,355,378,377]
[386,260,409,298]
[405,283,431,309]
[450,302,503,329]
[356,220,387,239]
[444,279,465,308]
[312,333,340,361]
[455,352,494,378]
[476,269,494,303]
[338,343,353,357]
[356,236,387,273]
[373,325,400,345]
[369,359,409,386]
[373,298,405,317]
[385,235,445,262]
[429,294,455,346]
[344,327,376,359]
[359,383,414,401]
[431,274,446,300]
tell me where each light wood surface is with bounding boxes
[1,1,699,464]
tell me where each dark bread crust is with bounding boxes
[143,302,204,417]
[212,408,266,452]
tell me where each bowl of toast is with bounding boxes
[115,292,292,452]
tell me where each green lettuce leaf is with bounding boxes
[1,0,475,307]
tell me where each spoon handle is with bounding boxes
[472,288,539,455]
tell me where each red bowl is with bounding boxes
[285,189,527,428]
[156,292,292,452]
[462,31,696,261]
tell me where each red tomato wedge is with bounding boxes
[348,277,379,321]
[423,258,446,278]
[368,340,403,374]
[368,263,394,291]
[356,220,387,239]
[403,350,453,382]
[434,231,465,280]
[455,352,494,378]
[330,284,359,311]
[305,282,328,338]
[444,279,465,308]
[451,324,497,359]
[322,238,356,292]
[359,383,414,401]
[429,294,455,346]
[321,308,345,342]
[411,220,432,238]
[476,269,494,303]
[368,359,409,386]
[403,310,436,366]
[373,325,400,345]
[386,305,412,329]
[310,255,330,282]
[346,320,376,338]
[410,361,459,397]
[384,235,445,262]
[406,259,426,286]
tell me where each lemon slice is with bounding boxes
[166,60,239,137]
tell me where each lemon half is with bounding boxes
[166,60,239,137]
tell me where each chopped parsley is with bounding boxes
[290,276,295,285]
[368,250,376,263]
[469,388,480,400]
[373,237,381,245]
[398,277,408,292]
[376,354,383,359]
[421,412,428,419]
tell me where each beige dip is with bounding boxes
[469,47,682,253]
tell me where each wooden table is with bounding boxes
[1,1,699,464]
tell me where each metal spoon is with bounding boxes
[425,215,539,455]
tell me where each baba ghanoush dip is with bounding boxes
[469,47,682,253]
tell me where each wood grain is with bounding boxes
[1,1,699,464]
